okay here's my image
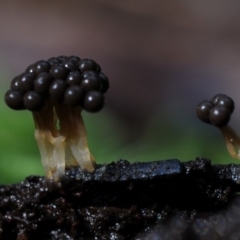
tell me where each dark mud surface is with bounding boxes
[1,158,240,239]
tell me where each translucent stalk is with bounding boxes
[220,125,240,160]
[33,100,60,179]
[32,100,95,181]
[54,104,95,172]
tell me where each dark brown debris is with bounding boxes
[1,158,240,239]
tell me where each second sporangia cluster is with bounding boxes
[5,56,109,112]
[196,94,235,128]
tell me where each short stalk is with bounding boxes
[220,126,240,160]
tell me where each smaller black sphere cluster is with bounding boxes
[196,94,235,128]
[5,56,109,112]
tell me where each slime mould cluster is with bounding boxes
[4,59,240,239]
[197,93,240,161]
[4,56,109,181]
[196,93,234,128]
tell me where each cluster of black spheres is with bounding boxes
[5,56,109,112]
[196,94,235,128]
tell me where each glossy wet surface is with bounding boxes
[0,158,240,239]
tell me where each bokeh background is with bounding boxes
[1,0,240,183]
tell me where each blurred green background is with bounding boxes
[1,1,240,184]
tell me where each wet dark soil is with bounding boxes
[0,158,240,239]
